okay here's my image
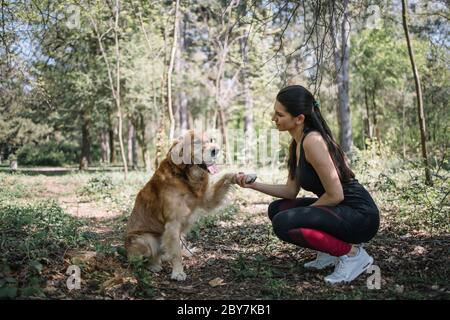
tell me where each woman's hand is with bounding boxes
[234,172,254,188]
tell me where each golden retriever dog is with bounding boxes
[125,130,236,281]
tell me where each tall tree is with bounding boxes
[175,9,188,132]
[90,0,128,179]
[401,0,432,186]
[331,0,352,154]
[240,30,254,165]
[167,0,180,141]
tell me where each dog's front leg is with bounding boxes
[203,173,236,210]
[161,220,186,281]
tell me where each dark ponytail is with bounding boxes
[276,85,355,183]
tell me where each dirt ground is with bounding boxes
[2,172,449,300]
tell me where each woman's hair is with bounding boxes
[276,85,355,182]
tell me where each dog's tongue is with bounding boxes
[206,164,219,174]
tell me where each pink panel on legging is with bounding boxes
[290,228,351,257]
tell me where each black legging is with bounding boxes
[268,184,379,256]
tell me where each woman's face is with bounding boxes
[271,100,303,131]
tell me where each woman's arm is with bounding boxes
[302,132,344,206]
[235,173,300,199]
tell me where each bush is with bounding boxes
[17,141,79,166]
[78,175,115,199]
[351,145,450,234]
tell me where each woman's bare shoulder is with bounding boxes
[303,131,324,146]
[303,131,328,159]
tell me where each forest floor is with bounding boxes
[0,167,449,300]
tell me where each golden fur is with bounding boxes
[125,130,236,281]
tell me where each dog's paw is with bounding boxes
[149,264,163,273]
[171,271,187,281]
[223,173,238,184]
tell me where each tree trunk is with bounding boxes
[215,44,229,164]
[240,35,254,165]
[79,111,91,170]
[166,0,180,141]
[127,118,137,170]
[332,0,353,154]
[90,0,127,179]
[154,119,164,170]
[137,113,151,173]
[175,11,188,132]
[154,75,166,169]
[108,115,115,163]
[363,86,372,148]
[132,123,138,170]
[127,119,133,168]
[401,0,432,186]
[401,85,407,158]
[371,90,382,148]
[217,106,227,159]
[100,130,109,163]
[114,1,128,179]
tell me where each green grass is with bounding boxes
[0,201,86,298]
[187,203,240,241]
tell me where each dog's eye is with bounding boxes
[210,138,214,143]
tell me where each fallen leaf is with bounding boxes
[177,285,195,293]
[208,277,226,287]
[101,275,124,290]
[70,251,97,265]
[43,286,58,294]
[411,245,426,255]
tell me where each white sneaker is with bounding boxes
[304,251,339,270]
[324,247,374,284]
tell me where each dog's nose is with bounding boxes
[211,147,219,157]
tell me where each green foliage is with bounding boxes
[0,201,83,261]
[78,175,115,199]
[0,201,84,298]
[261,278,289,299]
[349,18,448,155]
[232,253,271,279]
[352,145,450,234]
[0,181,27,200]
[17,141,80,166]
[128,257,155,298]
[187,204,239,241]
[0,263,19,299]
[231,252,291,298]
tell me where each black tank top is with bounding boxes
[296,131,326,196]
[296,131,379,213]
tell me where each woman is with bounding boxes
[235,85,380,284]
